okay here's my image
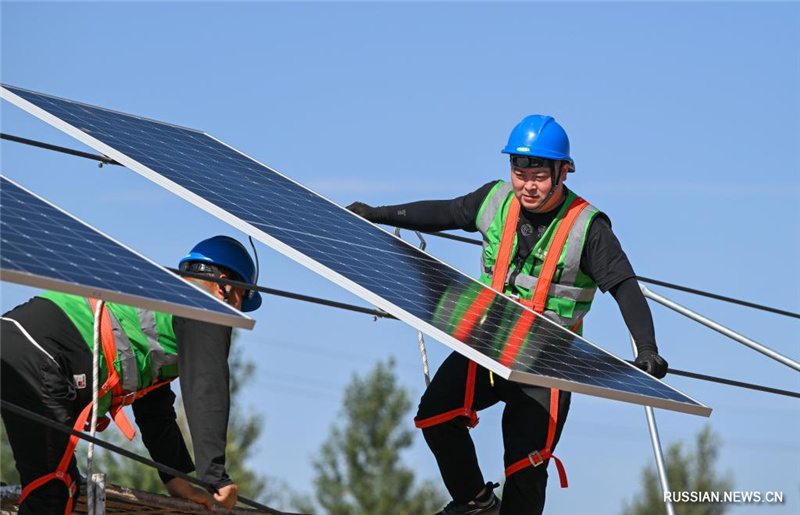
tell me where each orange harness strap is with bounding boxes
[414,360,479,429]
[17,402,92,513]
[490,195,522,293]
[17,299,122,513]
[87,298,139,440]
[497,197,589,367]
[86,299,173,439]
[529,197,589,313]
[497,197,587,489]
[19,300,170,513]
[415,237,515,432]
[504,388,568,488]
[414,196,586,437]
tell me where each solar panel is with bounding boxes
[0,84,710,416]
[0,175,253,329]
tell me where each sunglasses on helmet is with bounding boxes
[510,155,552,169]
[180,261,256,300]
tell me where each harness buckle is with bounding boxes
[119,391,137,406]
[528,450,545,467]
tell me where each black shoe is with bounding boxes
[436,482,501,515]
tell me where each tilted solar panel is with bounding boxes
[0,84,710,416]
[0,175,253,329]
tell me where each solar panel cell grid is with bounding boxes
[0,175,252,329]
[0,84,709,415]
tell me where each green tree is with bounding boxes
[623,425,734,515]
[312,358,446,515]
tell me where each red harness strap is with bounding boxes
[497,196,589,367]
[505,388,568,488]
[414,360,479,429]
[17,402,92,513]
[86,299,172,440]
[414,240,514,431]
[496,196,587,489]
[19,300,170,513]
[490,195,522,293]
[529,197,588,313]
[414,195,586,439]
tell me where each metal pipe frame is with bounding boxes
[630,333,675,515]
[640,284,800,373]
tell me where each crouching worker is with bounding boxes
[1,236,262,514]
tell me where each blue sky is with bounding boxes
[1,1,799,514]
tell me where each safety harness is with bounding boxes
[414,192,588,490]
[18,299,172,513]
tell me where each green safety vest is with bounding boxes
[475,182,604,331]
[41,291,179,417]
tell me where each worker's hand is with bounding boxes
[214,483,239,510]
[634,349,669,379]
[165,477,213,510]
[346,201,382,222]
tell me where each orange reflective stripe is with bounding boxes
[491,195,521,292]
[530,197,588,313]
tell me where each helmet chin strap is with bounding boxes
[527,160,564,213]
[211,267,232,304]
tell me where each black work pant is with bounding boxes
[417,352,571,515]
[1,316,91,514]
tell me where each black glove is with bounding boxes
[634,349,669,379]
[346,202,386,223]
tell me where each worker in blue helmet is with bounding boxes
[179,235,262,312]
[347,115,667,514]
[1,236,261,514]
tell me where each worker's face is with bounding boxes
[192,274,246,311]
[510,161,568,212]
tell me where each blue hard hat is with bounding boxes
[502,115,574,167]
[179,235,262,312]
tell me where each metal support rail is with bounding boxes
[630,333,675,515]
[1,133,120,166]
[640,284,800,373]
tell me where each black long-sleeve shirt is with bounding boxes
[369,181,658,352]
[137,316,234,489]
[174,317,233,490]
